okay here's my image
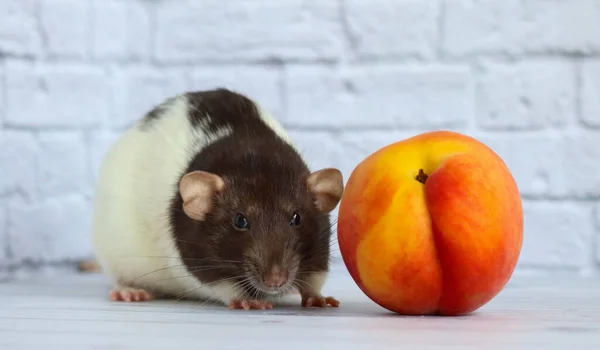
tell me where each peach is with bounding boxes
[337,130,523,316]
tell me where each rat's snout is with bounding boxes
[263,265,289,289]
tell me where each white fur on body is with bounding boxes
[92,95,327,305]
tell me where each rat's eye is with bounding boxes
[233,213,250,231]
[290,212,301,227]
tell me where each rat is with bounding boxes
[91,88,344,310]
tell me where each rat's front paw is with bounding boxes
[110,287,153,302]
[301,295,340,308]
[228,299,274,310]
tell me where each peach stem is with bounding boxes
[415,169,428,184]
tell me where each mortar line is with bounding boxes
[435,0,446,61]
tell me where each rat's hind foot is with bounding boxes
[228,299,274,310]
[110,287,153,302]
[301,295,340,308]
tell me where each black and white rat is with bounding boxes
[92,88,344,310]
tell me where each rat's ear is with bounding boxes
[179,170,225,221]
[307,168,344,213]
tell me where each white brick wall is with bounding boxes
[1,0,599,278]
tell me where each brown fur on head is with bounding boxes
[170,137,343,298]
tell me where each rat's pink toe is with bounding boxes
[301,295,339,308]
[229,299,274,310]
[110,287,153,302]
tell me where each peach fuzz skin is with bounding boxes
[337,130,523,316]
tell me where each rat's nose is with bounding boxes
[263,266,288,288]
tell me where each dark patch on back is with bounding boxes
[138,88,272,138]
[185,88,268,137]
[138,96,177,131]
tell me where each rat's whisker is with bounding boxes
[186,265,234,272]
[172,275,243,301]
[158,267,232,282]
[198,295,218,307]
[293,278,313,290]
[173,239,205,245]
[131,260,241,282]
[132,264,189,281]
[116,255,242,264]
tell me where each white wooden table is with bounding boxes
[1,270,599,349]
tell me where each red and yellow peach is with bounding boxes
[337,130,523,316]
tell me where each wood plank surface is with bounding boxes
[0,271,599,350]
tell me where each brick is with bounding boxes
[36,132,89,198]
[0,202,6,264]
[90,0,151,60]
[39,0,90,58]
[478,131,600,199]
[0,62,4,122]
[595,205,600,264]
[517,201,594,269]
[562,131,600,199]
[443,0,600,57]
[154,0,342,62]
[476,61,576,130]
[190,67,283,119]
[0,0,40,56]
[285,65,473,128]
[287,130,346,173]
[582,60,600,127]
[111,66,188,129]
[0,131,37,199]
[5,61,110,128]
[345,0,439,60]
[89,130,121,183]
[7,194,93,263]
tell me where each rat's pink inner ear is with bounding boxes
[307,168,344,213]
[179,170,225,221]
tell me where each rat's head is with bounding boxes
[176,157,344,297]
